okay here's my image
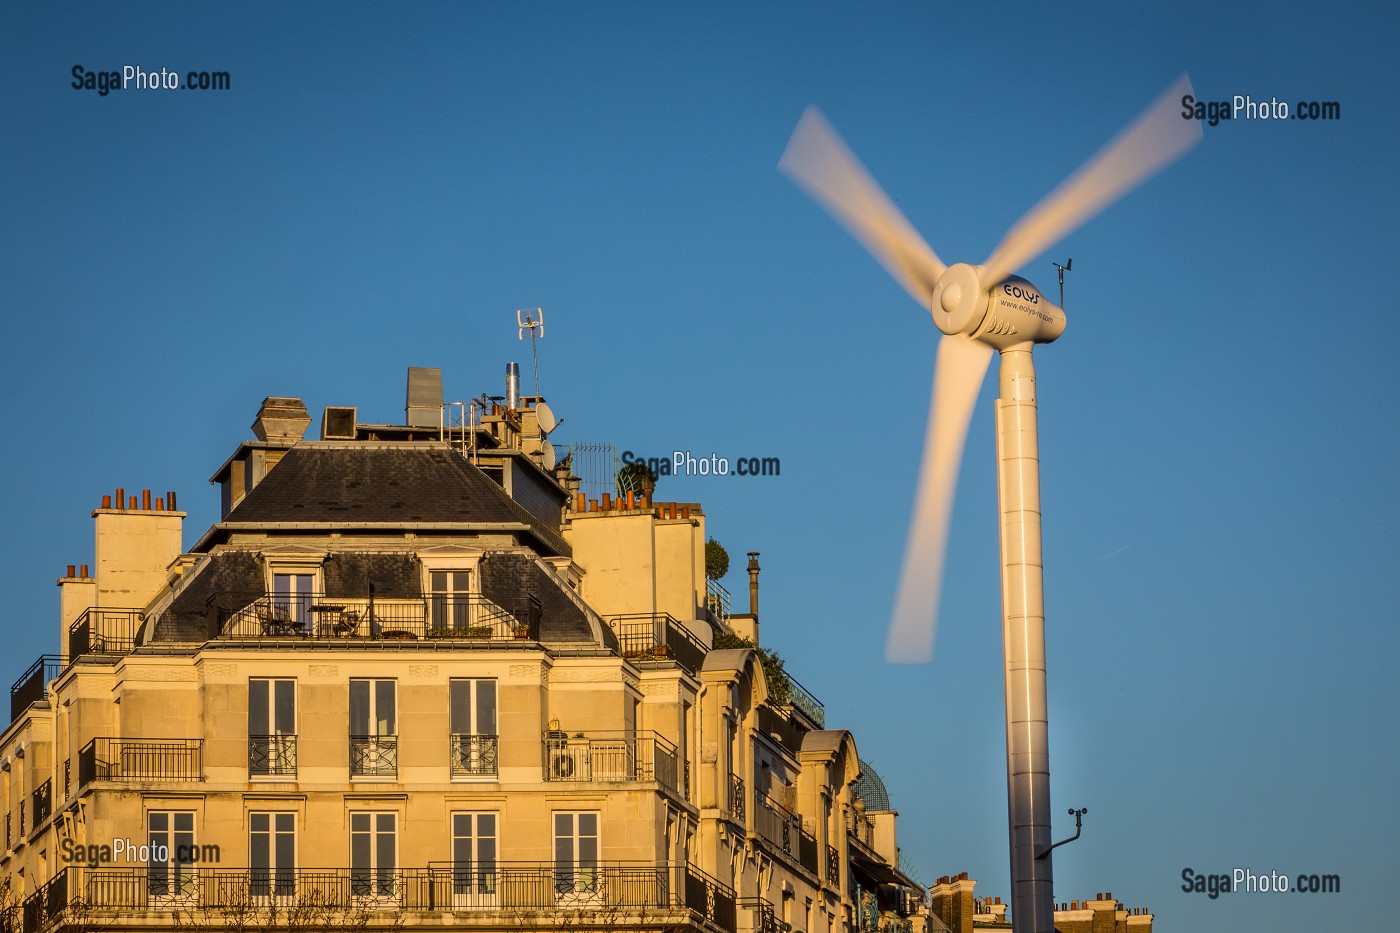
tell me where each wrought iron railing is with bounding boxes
[214,592,540,642]
[739,897,784,933]
[349,735,398,778]
[542,732,684,802]
[68,607,144,659]
[778,670,825,728]
[730,774,746,823]
[249,735,298,777]
[31,779,52,834]
[78,737,203,785]
[826,843,840,883]
[605,613,709,675]
[20,862,736,930]
[755,793,801,858]
[9,655,61,722]
[450,734,498,778]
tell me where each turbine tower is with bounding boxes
[780,76,1201,932]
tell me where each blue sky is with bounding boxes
[3,2,1396,929]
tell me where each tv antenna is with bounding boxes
[517,308,544,396]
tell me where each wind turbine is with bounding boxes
[780,75,1201,933]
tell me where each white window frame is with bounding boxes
[449,679,498,781]
[350,811,398,903]
[249,678,297,779]
[262,551,326,629]
[553,811,601,907]
[350,679,397,780]
[449,812,499,907]
[147,810,198,906]
[418,548,484,633]
[249,811,297,903]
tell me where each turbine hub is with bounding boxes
[931,263,988,337]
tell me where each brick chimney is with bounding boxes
[930,872,977,933]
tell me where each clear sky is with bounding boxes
[3,3,1397,929]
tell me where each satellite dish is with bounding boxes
[541,439,557,470]
[535,401,557,435]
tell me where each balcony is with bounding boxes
[605,613,708,674]
[729,774,746,822]
[77,738,203,786]
[542,732,686,803]
[738,897,783,933]
[350,735,398,778]
[755,792,817,874]
[778,670,825,728]
[215,592,541,642]
[30,780,52,835]
[19,863,736,931]
[249,734,298,777]
[9,655,61,722]
[68,607,143,659]
[450,734,499,778]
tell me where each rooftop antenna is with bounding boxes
[517,308,545,396]
[1053,257,1072,310]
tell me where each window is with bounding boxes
[148,811,197,903]
[249,679,297,777]
[350,680,397,777]
[272,572,315,627]
[250,812,296,901]
[350,812,396,899]
[449,679,497,778]
[450,812,497,905]
[430,570,472,631]
[553,812,599,903]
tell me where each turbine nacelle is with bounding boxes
[932,265,1066,350]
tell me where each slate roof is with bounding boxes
[217,444,569,556]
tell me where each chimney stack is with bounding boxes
[747,552,761,617]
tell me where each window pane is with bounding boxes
[450,681,472,735]
[376,681,396,735]
[274,681,295,734]
[249,681,269,733]
[350,681,369,735]
[477,682,496,734]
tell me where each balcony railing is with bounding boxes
[755,793,801,858]
[826,843,840,883]
[31,779,52,834]
[9,655,61,722]
[605,613,708,675]
[249,735,298,777]
[450,734,499,778]
[542,732,684,802]
[77,738,203,785]
[739,897,783,933]
[730,774,746,823]
[18,862,736,931]
[68,607,144,659]
[350,735,398,778]
[778,670,825,728]
[705,577,731,622]
[215,592,541,642]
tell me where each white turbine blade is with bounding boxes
[780,106,947,306]
[980,74,1203,287]
[886,334,994,663]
